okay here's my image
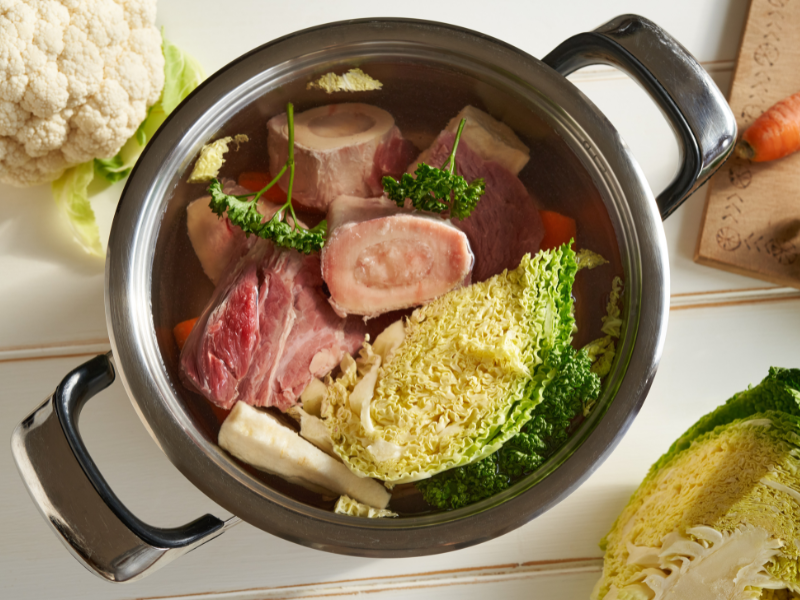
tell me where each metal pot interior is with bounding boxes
[109,19,664,555]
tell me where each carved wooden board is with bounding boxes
[696,0,800,288]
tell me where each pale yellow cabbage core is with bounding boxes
[594,417,800,600]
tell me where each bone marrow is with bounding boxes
[321,195,474,317]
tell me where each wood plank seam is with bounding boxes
[135,559,604,600]
[1,287,796,363]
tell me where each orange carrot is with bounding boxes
[736,91,800,162]
[237,171,288,203]
[173,317,199,351]
[539,210,577,251]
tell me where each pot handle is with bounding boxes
[11,353,238,583]
[542,14,736,219]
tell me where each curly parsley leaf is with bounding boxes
[382,118,485,220]
[257,215,326,255]
[208,179,261,229]
[205,103,325,254]
[208,178,326,255]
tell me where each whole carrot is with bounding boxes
[735,91,800,162]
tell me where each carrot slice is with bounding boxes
[237,171,288,203]
[736,91,800,162]
[539,210,577,251]
[173,317,199,351]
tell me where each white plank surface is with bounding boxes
[568,67,769,296]
[0,0,755,356]
[4,297,800,600]
[159,0,750,75]
[3,1,792,599]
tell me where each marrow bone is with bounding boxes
[267,103,416,213]
[414,105,530,176]
[321,195,474,318]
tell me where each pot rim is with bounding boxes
[106,17,668,557]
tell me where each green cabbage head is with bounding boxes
[594,368,800,600]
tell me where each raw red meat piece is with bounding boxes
[180,239,364,411]
[271,262,365,408]
[410,131,544,282]
[186,180,302,285]
[369,126,418,190]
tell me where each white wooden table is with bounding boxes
[3,1,799,598]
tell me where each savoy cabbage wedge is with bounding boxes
[594,369,800,600]
[649,366,800,477]
[417,344,601,510]
[323,245,578,483]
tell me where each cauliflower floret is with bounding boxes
[0,0,165,186]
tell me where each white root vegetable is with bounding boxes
[186,181,303,285]
[287,405,336,457]
[219,402,391,509]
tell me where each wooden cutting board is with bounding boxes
[695,0,800,288]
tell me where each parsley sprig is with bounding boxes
[207,103,326,254]
[382,119,485,219]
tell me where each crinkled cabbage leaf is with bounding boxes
[594,409,800,600]
[583,275,623,377]
[649,366,800,480]
[323,246,578,483]
[334,495,397,518]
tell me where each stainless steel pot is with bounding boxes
[11,15,735,584]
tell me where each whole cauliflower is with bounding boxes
[0,0,165,187]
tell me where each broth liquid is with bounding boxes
[152,60,623,515]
